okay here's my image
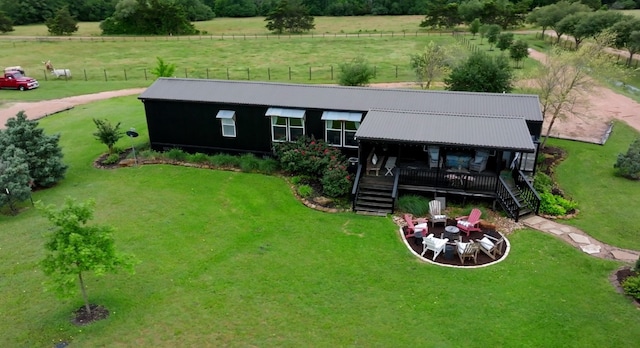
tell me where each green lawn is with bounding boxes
[1,96,639,346]
[548,121,640,250]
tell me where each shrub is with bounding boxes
[274,137,339,177]
[622,275,640,300]
[397,195,430,216]
[321,164,351,198]
[210,153,240,167]
[139,149,162,160]
[239,153,261,172]
[258,158,279,174]
[338,57,375,86]
[539,192,578,216]
[634,256,640,272]
[187,152,210,163]
[165,148,187,161]
[102,153,121,165]
[297,184,313,198]
[534,172,554,193]
[614,138,640,180]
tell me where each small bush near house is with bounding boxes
[397,195,430,217]
[102,153,121,165]
[534,172,554,193]
[539,192,577,216]
[298,184,313,198]
[210,153,240,167]
[258,158,279,174]
[239,153,261,172]
[187,152,211,163]
[321,164,351,198]
[622,275,640,300]
[614,138,640,180]
[166,148,188,161]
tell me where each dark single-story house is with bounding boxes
[139,78,542,220]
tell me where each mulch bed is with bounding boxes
[402,219,507,267]
[71,304,110,326]
[614,268,640,306]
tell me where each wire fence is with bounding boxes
[37,64,422,83]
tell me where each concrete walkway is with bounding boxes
[522,215,639,263]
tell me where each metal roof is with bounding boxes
[265,107,306,118]
[355,110,536,152]
[321,111,363,122]
[139,78,543,122]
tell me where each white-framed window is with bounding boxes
[266,108,306,142]
[216,110,236,137]
[321,111,362,148]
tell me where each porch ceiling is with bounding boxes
[355,110,536,152]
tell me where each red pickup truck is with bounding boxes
[0,71,39,91]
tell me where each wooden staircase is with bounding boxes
[354,175,394,215]
[510,185,534,220]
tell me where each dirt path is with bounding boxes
[0,88,146,129]
[524,49,640,144]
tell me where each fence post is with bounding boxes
[84,69,87,81]
[43,70,48,81]
[268,67,271,80]
[309,66,311,80]
[144,68,147,80]
[226,68,229,80]
[206,68,209,79]
[289,66,291,80]
[104,69,108,81]
[331,65,333,80]
[395,65,398,78]
[185,68,188,78]
[247,68,250,80]
[124,69,127,81]
[373,66,376,78]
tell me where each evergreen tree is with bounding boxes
[0,145,32,214]
[0,11,14,33]
[509,40,529,68]
[45,6,79,35]
[0,111,67,188]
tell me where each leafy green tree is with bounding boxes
[0,111,67,188]
[0,0,64,25]
[101,0,197,35]
[534,33,622,148]
[214,0,257,17]
[150,57,176,78]
[410,41,455,89]
[265,0,315,34]
[45,6,78,35]
[420,0,460,29]
[612,18,640,67]
[0,145,31,214]
[445,51,513,93]
[458,0,483,24]
[93,119,123,155]
[527,1,592,43]
[572,10,625,49]
[338,57,375,86]
[0,10,14,33]
[469,18,481,38]
[496,32,514,51]
[478,23,489,44]
[485,24,501,50]
[509,40,529,68]
[175,0,215,21]
[39,197,137,318]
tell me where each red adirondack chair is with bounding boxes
[455,208,482,237]
[403,214,428,238]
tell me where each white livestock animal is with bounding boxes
[43,60,72,79]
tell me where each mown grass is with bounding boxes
[5,16,429,37]
[548,121,640,250]
[1,96,639,346]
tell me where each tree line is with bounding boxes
[2,0,640,27]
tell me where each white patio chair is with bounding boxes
[421,234,449,261]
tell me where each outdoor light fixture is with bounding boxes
[126,128,139,166]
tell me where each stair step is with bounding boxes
[356,210,389,217]
[355,201,393,208]
[357,195,393,203]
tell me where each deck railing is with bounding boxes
[391,168,400,213]
[351,164,363,211]
[398,167,497,195]
[512,169,541,215]
[495,177,523,220]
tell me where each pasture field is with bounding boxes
[0,33,540,101]
[0,96,639,346]
[5,16,429,37]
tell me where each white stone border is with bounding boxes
[398,227,511,269]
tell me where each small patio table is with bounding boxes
[444,225,460,242]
